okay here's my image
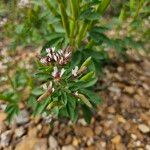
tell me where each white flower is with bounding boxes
[52,66,58,77]
[60,68,65,77]
[58,50,63,55]
[42,81,53,90]
[64,52,71,58]
[47,53,52,58]
[51,47,56,52]
[52,88,55,92]
[42,83,48,90]
[74,91,79,96]
[46,48,51,53]
[48,81,53,88]
[53,55,58,61]
[40,58,47,64]
[72,66,79,77]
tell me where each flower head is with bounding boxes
[40,46,72,65]
[72,66,79,77]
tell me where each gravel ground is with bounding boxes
[0,49,150,150]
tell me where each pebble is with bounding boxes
[15,110,29,125]
[15,127,25,138]
[62,145,76,150]
[72,137,79,146]
[131,134,137,140]
[124,86,135,94]
[0,112,7,122]
[138,124,150,133]
[48,136,58,149]
[78,118,87,126]
[33,138,47,150]
[74,126,94,138]
[146,145,150,150]
[134,140,141,147]
[94,126,102,135]
[100,141,106,148]
[111,135,121,144]
[0,130,12,148]
[117,115,126,123]
[86,137,94,146]
[0,122,7,134]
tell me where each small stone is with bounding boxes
[124,86,135,94]
[0,130,12,148]
[131,134,137,140]
[0,122,7,134]
[100,141,106,148]
[107,107,116,113]
[78,118,87,126]
[117,67,124,72]
[94,126,102,135]
[15,137,38,150]
[115,143,126,150]
[134,141,141,147]
[33,138,47,150]
[0,112,7,122]
[65,135,72,145]
[87,137,94,146]
[15,110,29,125]
[48,136,58,149]
[146,145,150,150]
[15,127,25,138]
[74,126,94,138]
[62,145,76,150]
[117,115,126,123]
[111,135,121,144]
[72,137,79,146]
[138,124,150,133]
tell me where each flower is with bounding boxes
[42,81,55,93]
[52,66,58,78]
[72,66,79,77]
[52,66,65,80]
[60,68,65,77]
[40,58,47,64]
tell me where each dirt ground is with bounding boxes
[0,45,150,150]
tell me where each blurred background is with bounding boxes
[0,0,150,150]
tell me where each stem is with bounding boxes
[57,0,70,37]
[44,0,59,16]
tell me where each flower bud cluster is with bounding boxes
[40,47,71,65]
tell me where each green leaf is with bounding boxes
[5,104,20,123]
[66,93,77,121]
[82,105,92,124]
[78,93,93,108]
[80,56,92,68]
[31,87,44,96]
[79,89,102,104]
[79,8,101,21]
[80,71,95,81]
[33,98,49,116]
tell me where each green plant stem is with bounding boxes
[44,0,59,16]
[133,0,144,19]
[57,0,70,37]
[78,0,111,48]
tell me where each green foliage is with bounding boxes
[33,47,102,123]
